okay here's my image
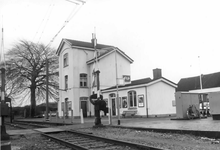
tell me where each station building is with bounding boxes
[56,38,177,118]
[56,38,133,117]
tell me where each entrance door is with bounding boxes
[112,98,116,116]
[65,98,68,117]
[81,101,87,117]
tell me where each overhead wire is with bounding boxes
[33,0,54,42]
[45,0,86,49]
[37,0,55,44]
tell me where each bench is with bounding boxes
[122,110,137,118]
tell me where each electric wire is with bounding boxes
[37,1,55,44]
[33,0,54,42]
[45,1,85,49]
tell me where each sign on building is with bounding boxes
[123,75,131,82]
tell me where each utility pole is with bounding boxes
[45,58,49,121]
[115,49,120,125]
[198,56,204,111]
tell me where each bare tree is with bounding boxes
[5,40,59,117]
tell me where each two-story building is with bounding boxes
[56,38,133,117]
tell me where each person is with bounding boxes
[89,91,108,126]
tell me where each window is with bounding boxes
[63,53,68,67]
[64,75,68,90]
[128,91,137,108]
[80,73,87,87]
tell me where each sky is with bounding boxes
[1,0,220,84]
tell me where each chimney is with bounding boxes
[153,68,162,80]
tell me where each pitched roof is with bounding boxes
[56,38,133,63]
[86,47,133,64]
[56,38,113,55]
[65,38,113,49]
[177,72,220,91]
[102,77,177,92]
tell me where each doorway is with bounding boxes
[65,98,69,117]
[81,101,87,117]
[112,98,116,116]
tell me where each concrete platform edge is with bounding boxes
[111,125,220,139]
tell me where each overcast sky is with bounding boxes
[1,0,220,84]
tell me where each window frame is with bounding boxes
[63,53,68,67]
[64,75,68,90]
[80,73,88,88]
[128,91,137,108]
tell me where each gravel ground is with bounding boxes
[8,126,220,150]
[75,127,220,150]
[10,134,71,150]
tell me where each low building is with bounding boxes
[102,69,177,117]
[177,71,220,111]
[177,71,220,93]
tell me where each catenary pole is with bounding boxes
[115,48,120,125]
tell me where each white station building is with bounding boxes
[56,38,177,118]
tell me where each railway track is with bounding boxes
[6,122,50,129]
[6,121,164,149]
[42,130,164,150]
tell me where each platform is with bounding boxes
[6,116,220,138]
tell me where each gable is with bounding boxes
[86,48,133,65]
